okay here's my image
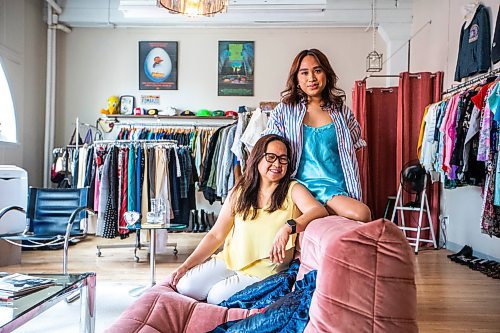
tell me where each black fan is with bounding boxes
[400,160,428,208]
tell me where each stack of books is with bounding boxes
[0,273,56,301]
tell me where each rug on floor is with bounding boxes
[13,282,141,333]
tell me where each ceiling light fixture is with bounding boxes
[366,0,383,72]
[159,0,228,17]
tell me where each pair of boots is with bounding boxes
[188,209,214,233]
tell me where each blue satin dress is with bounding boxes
[295,123,348,204]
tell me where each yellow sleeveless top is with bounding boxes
[216,181,301,279]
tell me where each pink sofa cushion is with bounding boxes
[106,276,260,333]
[301,216,418,333]
[107,216,417,333]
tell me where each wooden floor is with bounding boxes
[2,233,500,332]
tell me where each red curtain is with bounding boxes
[352,81,369,204]
[353,72,443,245]
[366,87,399,219]
[397,72,444,243]
[353,81,398,219]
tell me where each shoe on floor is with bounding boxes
[447,245,473,260]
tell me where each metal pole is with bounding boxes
[43,5,53,187]
[150,229,156,286]
[407,39,411,72]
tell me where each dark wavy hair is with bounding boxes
[281,48,346,109]
[232,134,293,220]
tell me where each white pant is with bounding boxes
[176,257,261,304]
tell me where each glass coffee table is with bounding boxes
[0,272,96,333]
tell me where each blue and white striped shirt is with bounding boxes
[262,101,366,201]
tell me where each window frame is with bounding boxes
[0,55,18,145]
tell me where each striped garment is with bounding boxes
[262,101,366,201]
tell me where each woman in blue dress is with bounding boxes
[263,49,371,222]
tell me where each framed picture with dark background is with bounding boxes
[218,41,254,96]
[139,41,178,90]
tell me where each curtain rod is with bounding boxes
[362,73,436,82]
[362,74,399,81]
[442,67,500,96]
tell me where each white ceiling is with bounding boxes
[55,0,413,28]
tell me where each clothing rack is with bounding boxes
[442,68,500,96]
[93,138,180,261]
[77,120,103,142]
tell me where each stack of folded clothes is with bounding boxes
[447,245,500,279]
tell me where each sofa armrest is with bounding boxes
[106,276,258,333]
[299,216,418,333]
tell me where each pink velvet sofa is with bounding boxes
[107,216,418,333]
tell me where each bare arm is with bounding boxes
[290,183,329,232]
[172,191,235,286]
[269,183,328,263]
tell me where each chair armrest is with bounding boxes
[0,206,26,221]
[63,207,96,275]
[0,206,29,235]
[65,207,96,238]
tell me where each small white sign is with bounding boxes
[141,95,160,106]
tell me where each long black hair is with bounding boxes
[232,134,293,220]
[281,48,345,109]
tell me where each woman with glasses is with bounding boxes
[172,134,327,304]
[263,49,371,222]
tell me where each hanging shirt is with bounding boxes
[454,4,491,81]
[420,103,439,180]
[488,81,500,123]
[417,105,430,159]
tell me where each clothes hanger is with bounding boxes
[463,1,480,28]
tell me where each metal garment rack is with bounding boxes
[93,139,179,262]
[442,67,500,96]
[97,115,236,130]
[93,139,178,145]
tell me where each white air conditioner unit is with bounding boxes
[228,0,327,12]
[119,0,327,17]
[119,0,168,18]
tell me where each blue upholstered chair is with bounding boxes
[0,187,95,274]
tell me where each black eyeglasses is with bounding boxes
[263,153,289,165]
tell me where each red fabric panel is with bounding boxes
[365,87,399,219]
[396,72,443,244]
[352,81,369,204]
